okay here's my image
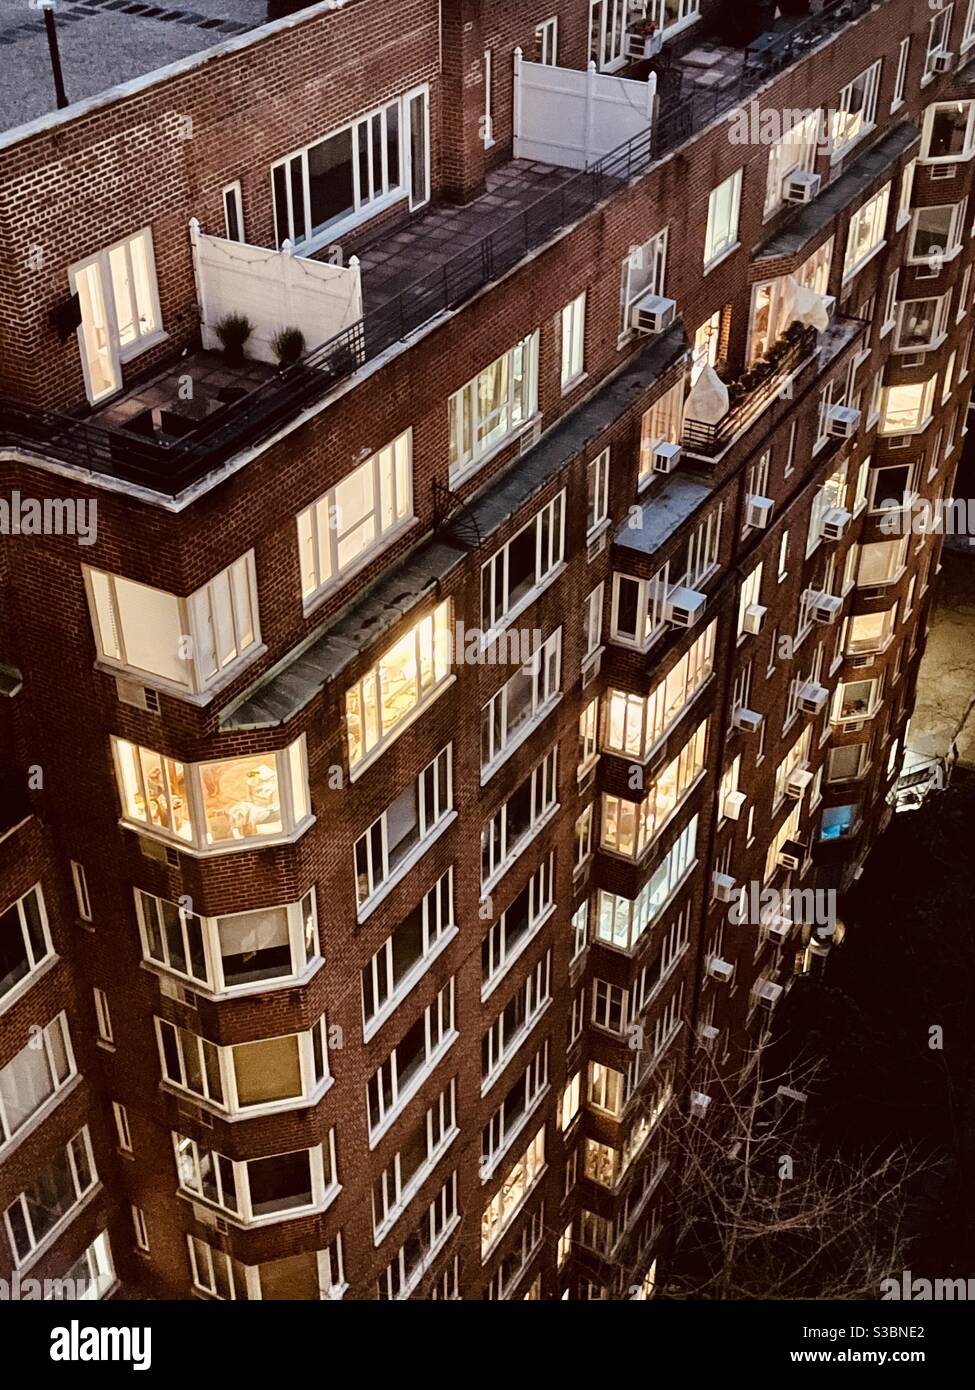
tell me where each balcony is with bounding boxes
[0,0,882,498]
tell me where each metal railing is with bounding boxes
[0,0,878,496]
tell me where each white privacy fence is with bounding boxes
[513,49,655,170]
[189,219,363,365]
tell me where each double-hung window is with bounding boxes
[5,1130,96,1266]
[481,629,561,773]
[367,980,456,1138]
[611,562,670,649]
[174,1133,337,1224]
[0,885,52,1009]
[924,5,953,82]
[561,292,586,389]
[603,623,716,760]
[480,492,565,633]
[481,747,558,886]
[704,170,742,268]
[894,296,951,353]
[638,381,684,485]
[449,332,540,482]
[620,230,668,338]
[372,1081,457,1240]
[586,449,610,536]
[764,111,820,217]
[482,855,555,992]
[830,62,880,159]
[842,184,890,281]
[354,746,453,908]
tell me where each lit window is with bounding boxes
[638,380,684,484]
[601,723,707,858]
[819,803,858,840]
[878,380,936,435]
[175,1131,338,1224]
[704,170,742,267]
[603,623,716,758]
[69,230,162,404]
[448,332,540,482]
[842,184,890,280]
[830,62,880,158]
[764,110,820,216]
[561,292,586,389]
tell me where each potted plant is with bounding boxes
[215,312,253,366]
[272,326,306,369]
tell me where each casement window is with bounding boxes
[575,805,593,871]
[52,1231,115,1300]
[620,230,668,338]
[924,5,953,82]
[764,110,820,216]
[481,492,565,633]
[136,887,319,994]
[603,622,715,760]
[895,295,950,352]
[830,61,880,159]
[378,1172,458,1300]
[536,16,558,64]
[156,1015,329,1115]
[112,1102,132,1153]
[113,735,311,853]
[93,989,113,1046]
[579,697,599,772]
[583,582,604,661]
[272,87,429,248]
[367,980,456,1138]
[820,803,859,841]
[482,953,551,1086]
[834,676,881,722]
[0,1013,76,1147]
[737,562,763,637]
[704,170,742,268]
[5,1129,96,1267]
[482,854,555,992]
[174,1132,337,1224]
[592,979,627,1036]
[966,0,975,51]
[0,884,52,1008]
[372,1080,457,1240]
[571,902,588,964]
[481,629,562,773]
[595,816,698,952]
[362,874,453,1037]
[921,102,975,163]
[484,1202,545,1300]
[892,37,910,110]
[845,607,897,656]
[70,862,92,924]
[354,746,453,909]
[857,538,908,586]
[449,331,540,482]
[842,183,890,280]
[222,183,244,242]
[188,1235,344,1301]
[481,1126,545,1257]
[879,379,936,435]
[611,562,670,649]
[909,202,967,263]
[86,552,260,696]
[561,292,586,389]
[481,746,558,887]
[638,380,684,485]
[345,600,451,774]
[600,722,707,859]
[69,229,162,404]
[482,1044,549,1174]
[589,0,627,70]
[298,431,413,606]
[827,743,870,782]
[586,448,610,536]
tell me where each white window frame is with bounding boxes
[0,884,53,1011]
[561,291,586,390]
[920,101,975,164]
[620,230,668,341]
[892,37,910,111]
[4,1129,97,1268]
[842,183,890,282]
[830,61,880,161]
[480,746,558,889]
[174,1131,338,1226]
[367,980,456,1142]
[0,1013,77,1149]
[924,5,954,83]
[68,229,164,404]
[480,492,565,636]
[481,628,562,776]
[704,169,742,269]
[361,870,455,1038]
[354,745,453,912]
[449,331,540,484]
[536,16,558,64]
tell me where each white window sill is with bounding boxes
[348,673,456,784]
[0,952,59,1018]
[703,241,740,275]
[118,329,168,367]
[561,371,587,397]
[481,902,555,1002]
[372,1125,459,1245]
[119,813,316,859]
[301,515,420,618]
[160,1074,334,1122]
[291,189,408,257]
[481,998,553,1098]
[94,643,268,707]
[480,693,563,787]
[356,810,457,924]
[177,1180,341,1230]
[842,239,887,285]
[479,1084,550,1184]
[481,560,566,650]
[367,1032,458,1149]
[140,953,325,1004]
[480,800,560,900]
[449,411,542,491]
[361,924,458,1043]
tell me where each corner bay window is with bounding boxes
[845,608,896,656]
[595,816,698,952]
[834,677,880,721]
[346,600,452,773]
[449,332,539,482]
[481,493,564,633]
[355,746,453,908]
[909,202,967,263]
[601,723,707,859]
[174,1132,337,1223]
[136,887,319,993]
[481,747,558,886]
[113,736,311,852]
[604,623,716,759]
[156,1015,329,1114]
[86,553,260,695]
[189,1236,344,1301]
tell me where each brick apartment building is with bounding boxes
[0,0,972,1301]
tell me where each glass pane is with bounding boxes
[308,130,355,232]
[200,755,282,843]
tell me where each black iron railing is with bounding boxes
[0,0,879,496]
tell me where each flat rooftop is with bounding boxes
[0,0,268,137]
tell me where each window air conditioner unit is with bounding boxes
[625,29,663,61]
[931,50,955,73]
[723,789,747,821]
[820,506,851,541]
[700,1023,721,1046]
[798,680,828,714]
[826,404,861,438]
[742,603,767,636]
[653,441,682,474]
[581,650,602,689]
[786,767,814,799]
[746,494,773,529]
[757,980,784,1010]
[811,592,843,624]
[630,293,677,336]
[777,838,805,870]
[782,169,821,203]
[520,419,542,454]
[115,676,161,714]
[690,1091,712,1119]
[708,956,735,983]
[712,872,738,903]
[765,915,792,944]
[665,585,706,628]
[733,705,763,734]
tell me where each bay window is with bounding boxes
[85,552,260,696]
[921,101,975,162]
[174,1133,337,1223]
[620,230,668,338]
[361,869,454,1032]
[355,745,453,908]
[909,202,967,262]
[603,621,715,759]
[367,980,456,1138]
[587,448,610,536]
[830,62,880,158]
[481,492,565,633]
[297,430,413,605]
[834,676,881,722]
[481,628,561,773]
[879,380,935,435]
[482,854,555,992]
[5,1130,96,1267]
[481,746,558,887]
[611,562,670,648]
[448,331,539,482]
[0,884,52,1008]
[827,743,870,782]
[857,538,908,586]
[0,1014,76,1148]
[189,1236,344,1301]
[112,735,311,852]
[345,599,452,773]
[156,1015,330,1115]
[894,295,950,352]
[842,183,890,280]
[601,722,707,859]
[135,887,319,993]
[845,607,897,655]
[704,169,742,268]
